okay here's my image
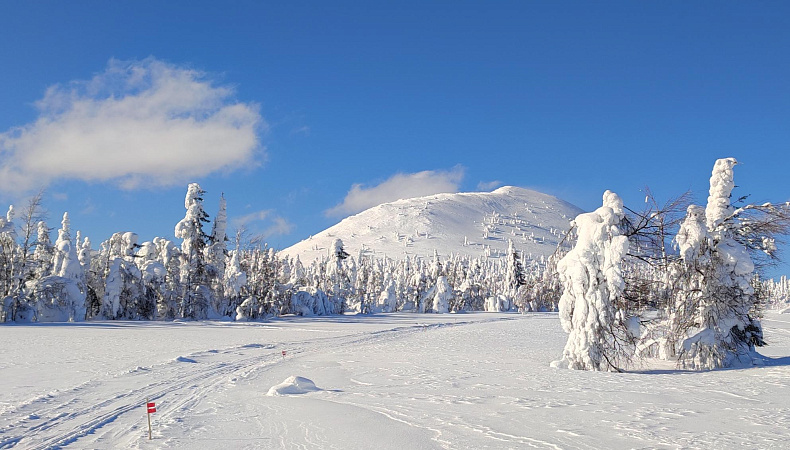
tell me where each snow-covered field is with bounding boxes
[2,312,790,449]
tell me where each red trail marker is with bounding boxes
[146,399,156,440]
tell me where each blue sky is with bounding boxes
[1,2,789,275]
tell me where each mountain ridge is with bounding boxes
[279,186,583,263]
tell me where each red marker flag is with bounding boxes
[147,402,156,414]
[282,350,287,357]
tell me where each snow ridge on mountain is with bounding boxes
[280,186,583,263]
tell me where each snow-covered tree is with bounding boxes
[25,213,87,322]
[326,238,351,311]
[93,232,149,320]
[222,249,247,317]
[4,194,46,322]
[175,183,212,319]
[432,275,452,313]
[153,237,182,319]
[33,221,53,279]
[674,158,765,369]
[553,190,632,371]
[504,239,526,308]
[206,194,229,314]
[54,213,86,320]
[0,206,16,321]
[377,273,398,313]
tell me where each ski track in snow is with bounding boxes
[0,342,284,449]
[0,316,506,449]
[1,313,790,449]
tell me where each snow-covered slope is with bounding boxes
[281,186,583,262]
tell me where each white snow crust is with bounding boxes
[2,313,790,448]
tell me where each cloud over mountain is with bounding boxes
[326,166,465,218]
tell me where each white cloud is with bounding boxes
[0,57,264,192]
[232,209,293,239]
[233,209,273,226]
[477,180,502,191]
[263,216,294,238]
[326,166,465,218]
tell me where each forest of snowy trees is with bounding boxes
[0,181,565,324]
[1,159,789,371]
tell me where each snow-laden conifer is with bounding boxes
[206,194,229,314]
[28,213,87,322]
[222,249,247,317]
[505,239,527,309]
[553,191,631,371]
[0,206,15,321]
[326,238,350,312]
[432,275,452,313]
[175,183,212,319]
[377,273,398,313]
[676,158,764,369]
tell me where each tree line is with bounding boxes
[1,158,789,373]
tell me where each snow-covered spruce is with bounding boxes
[175,183,213,319]
[673,158,764,369]
[552,190,632,371]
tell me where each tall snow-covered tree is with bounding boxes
[326,238,350,312]
[504,239,527,309]
[33,221,53,280]
[30,212,87,322]
[94,232,147,320]
[5,194,46,322]
[553,190,632,371]
[222,249,247,317]
[175,183,212,319]
[206,194,229,314]
[675,158,765,369]
[0,206,16,321]
[154,237,182,320]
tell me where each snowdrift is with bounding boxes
[266,376,321,396]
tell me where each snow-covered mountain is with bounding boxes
[280,186,583,263]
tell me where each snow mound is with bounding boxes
[266,376,321,396]
[280,186,582,263]
[175,356,198,363]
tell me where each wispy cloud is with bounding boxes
[262,216,294,238]
[326,166,465,218]
[0,57,264,193]
[477,180,502,191]
[290,125,310,136]
[232,209,294,239]
[233,209,273,225]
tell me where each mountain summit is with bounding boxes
[280,186,583,263]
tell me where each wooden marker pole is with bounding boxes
[146,397,156,440]
[146,397,152,440]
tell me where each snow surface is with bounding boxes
[280,186,583,262]
[3,313,790,448]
